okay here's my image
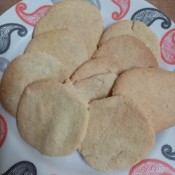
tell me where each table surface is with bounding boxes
[0,0,175,22]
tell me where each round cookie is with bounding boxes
[26,30,88,77]
[17,79,89,156]
[99,20,160,63]
[73,73,118,101]
[0,52,65,117]
[112,68,175,133]
[71,57,121,83]
[93,35,158,70]
[34,0,103,58]
[80,95,155,171]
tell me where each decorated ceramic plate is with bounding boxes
[0,0,175,174]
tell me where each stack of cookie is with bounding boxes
[1,0,175,172]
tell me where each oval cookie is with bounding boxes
[17,79,89,156]
[70,57,120,101]
[93,35,158,70]
[0,52,64,117]
[112,68,175,132]
[99,20,160,63]
[34,0,103,58]
[71,57,121,83]
[73,73,118,101]
[25,30,88,77]
[80,95,155,171]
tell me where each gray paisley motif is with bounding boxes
[2,161,37,175]
[161,144,175,161]
[0,23,27,54]
[0,57,9,72]
[131,8,171,29]
[51,0,101,10]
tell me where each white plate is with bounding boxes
[0,0,175,174]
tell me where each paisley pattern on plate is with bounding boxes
[15,2,51,26]
[112,0,130,20]
[0,23,27,54]
[162,144,175,161]
[0,57,9,72]
[131,8,171,29]
[160,28,175,64]
[0,115,7,148]
[2,161,37,175]
[129,159,175,175]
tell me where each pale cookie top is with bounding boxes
[99,20,160,63]
[93,35,158,70]
[73,73,118,101]
[80,95,155,171]
[17,79,89,156]
[34,0,103,58]
[25,30,88,78]
[112,68,175,132]
[71,57,121,83]
[0,52,64,117]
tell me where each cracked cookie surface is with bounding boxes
[99,20,160,63]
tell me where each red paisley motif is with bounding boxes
[0,115,7,148]
[112,0,130,20]
[129,159,175,175]
[15,2,51,26]
[160,28,175,65]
